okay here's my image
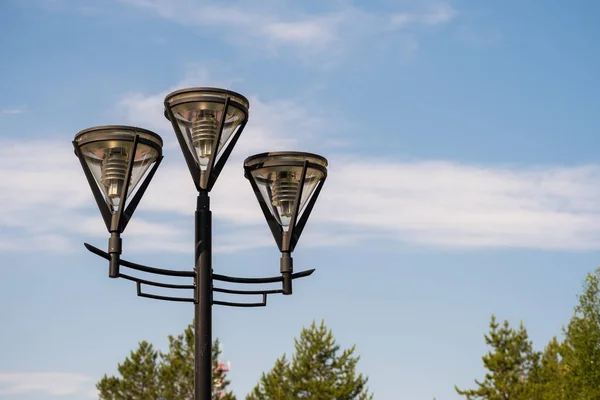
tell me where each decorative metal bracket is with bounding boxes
[83,243,315,307]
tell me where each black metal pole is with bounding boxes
[195,190,212,400]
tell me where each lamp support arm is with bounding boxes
[280,251,293,295]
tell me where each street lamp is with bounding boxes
[73,87,328,400]
[244,152,328,295]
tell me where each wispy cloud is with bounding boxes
[457,26,503,47]
[115,68,322,156]
[117,0,351,53]
[263,18,337,48]
[37,0,458,65]
[0,138,191,254]
[3,141,600,253]
[0,108,26,116]
[391,2,457,29]
[124,155,600,252]
[114,0,454,63]
[0,75,323,255]
[2,80,600,255]
[0,372,96,397]
[110,81,600,252]
[320,159,600,250]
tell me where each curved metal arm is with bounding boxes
[213,287,283,295]
[213,294,268,308]
[211,287,282,307]
[119,273,194,290]
[135,282,194,303]
[210,270,315,307]
[83,242,315,306]
[84,243,194,277]
[212,269,315,284]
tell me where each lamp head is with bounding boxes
[73,125,163,232]
[244,151,327,252]
[164,87,249,191]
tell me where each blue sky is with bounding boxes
[1,0,600,399]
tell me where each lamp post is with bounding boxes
[73,87,328,400]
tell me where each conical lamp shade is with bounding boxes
[245,152,327,231]
[164,88,249,187]
[74,126,163,211]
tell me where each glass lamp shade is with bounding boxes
[74,126,163,210]
[164,88,249,171]
[244,152,328,229]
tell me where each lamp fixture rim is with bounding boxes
[243,151,328,169]
[74,125,164,148]
[162,97,249,122]
[164,87,250,110]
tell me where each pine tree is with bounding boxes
[159,324,196,399]
[455,315,539,400]
[246,355,293,400]
[97,325,236,400]
[97,340,160,400]
[560,267,600,400]
[525,337,565,400]
[247,320,373,400]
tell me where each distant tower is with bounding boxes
[213,360,231,398]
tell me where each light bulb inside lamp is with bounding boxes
[271,171,300,226]
[191,109,219,169]
[100,147,128,207]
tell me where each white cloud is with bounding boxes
[2,82,599,255]
[115,68,219,139]
[116,73,306,157]
[113,82,600,252]
[264,19,335,48]
[0,79,321,255]
[38,0,457,64]
[317,159,600,250]
[117,0,347,53]
[0,139,191,254]
[3,136,600,253]
[421,3,458,25]
[390,13,413,28]
[0,139,91,253]
[391,2,457,28]
[115,0,448,61]
[141,157,600,251]
[0,108,26,116]
[0,372,96,397]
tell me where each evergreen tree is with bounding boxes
[526,337,565,400]
[247,355,293,400]
[97,340,160,400]
[247,320,373,400]
[159,324,235,400]
[560,267,600,400]
[159,326,194,399]
[97,325,235,400]
[455,315,539,400]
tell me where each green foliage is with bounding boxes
[526,337,565,400]
[97,324,235,400]
[247,320,373,400]
[97,341,159,400]
[159,326,194,399]
[455,316,539,400]
[560,268,600,400]
[95,268,600,400]
[246,356,293,400]
[99,320,373,400]
[457,267,600,400]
